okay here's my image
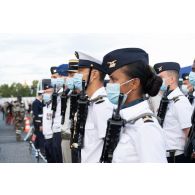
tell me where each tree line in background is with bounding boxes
[0,80,39,97]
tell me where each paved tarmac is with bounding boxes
[0,112,39,163]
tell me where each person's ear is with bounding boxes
[130,78,140,91]
[90,70,98,81]
[169,76,175,85]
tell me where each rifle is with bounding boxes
[51,84,58,127]
[100,93,125,163]
[61,84,70,125]
[157,85,170,127]
[69,87,79,148]
[71,80,89,163]
[184,107,195,158]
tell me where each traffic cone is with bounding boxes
[31,134,36,142]
[24,117,30,133]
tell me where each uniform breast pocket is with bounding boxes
[85,122,95,131]
[85,122,96,146]
[113,133,135,163]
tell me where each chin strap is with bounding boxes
[85,64,93,90]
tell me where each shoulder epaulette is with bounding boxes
[126,113,155,125]
[90,95,107,104]
[171,95,184,103]
[142,115,154,123]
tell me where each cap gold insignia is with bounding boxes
[158,66,163,72]
[107,60,117,68]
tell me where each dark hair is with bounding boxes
[122,62,163,97]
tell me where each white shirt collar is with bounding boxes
[90,86,107,100]
[121,100,152,121]
[168,87,183,99]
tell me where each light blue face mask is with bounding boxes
[160,78,167,91]
[189,71,195,86]
[106,79,133,105]
[73,73,83,90]
[181,85,189,95]
[51,78,65,88]
[65,77,74,90]
[43,93,51,103]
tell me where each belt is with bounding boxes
[44,134,53,139]
[16,130,22,134]
[34,120,42,123]
[166,150,184,157]
[61,132,71,140]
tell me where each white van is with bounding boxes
[36,79,51,96]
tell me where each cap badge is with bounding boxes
[107,60,117,68]
[158,66,163,72]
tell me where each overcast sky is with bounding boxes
[0,0,195,86]
[0,33,195,85]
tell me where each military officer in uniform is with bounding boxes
[32,91,45,154]
[61,59,79,163]
[154,62,193,163]
[189,58,195,88]
[182,73,190,86]
[181,73,194,105]
[42,84,55,163]
[188,59,195,107]
[50,64,69,163]
[181,73,193,93]
[13,96,26,141]
[72,51,114,163]
[102,48,167,163]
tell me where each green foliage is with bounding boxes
[0,80,39,97]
